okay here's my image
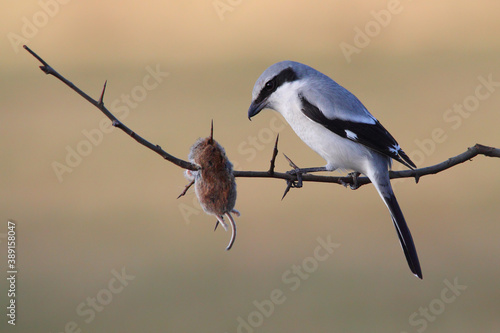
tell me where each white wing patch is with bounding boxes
[388,144,401,154]
[345,130,358,140]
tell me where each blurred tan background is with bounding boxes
[1,1,500,332]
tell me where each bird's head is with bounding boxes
[248,61,317,120]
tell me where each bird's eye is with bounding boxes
[264,79,276,92]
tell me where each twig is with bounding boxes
[23,45,199,171]
[177,180,195,199]
[24,46,499,191]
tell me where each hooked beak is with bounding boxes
[247,99,267,120]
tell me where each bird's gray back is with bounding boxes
[253,61,376,124]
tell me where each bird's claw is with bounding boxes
[285,170,303,188]
[281,154,305,200]
[340,171,361,190]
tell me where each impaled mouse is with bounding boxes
[184,122,239,250]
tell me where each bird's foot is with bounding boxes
[283,154,304,189]
[282,154,328,199]
[340,171,361,190]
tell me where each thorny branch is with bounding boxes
[23,45,199,172]
[25,45,500,196]
[234,143,500,188]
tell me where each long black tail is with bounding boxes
[383,192,423,279]
[371,174,423,279]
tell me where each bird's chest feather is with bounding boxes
[277,102,373,172]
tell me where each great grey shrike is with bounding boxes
[247,61,422,279]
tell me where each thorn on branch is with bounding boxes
[414,172,420,184]
[281,153,303,199]
[177,179,195,199]
[98,80,107,106]
[268,134,279,175]
[283,153,299,170]
[281,181,293,201]
[409,168,421,184]
[209,119,214,143]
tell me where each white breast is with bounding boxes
[271,84,377,174]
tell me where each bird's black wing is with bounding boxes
[300,96,415,169]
